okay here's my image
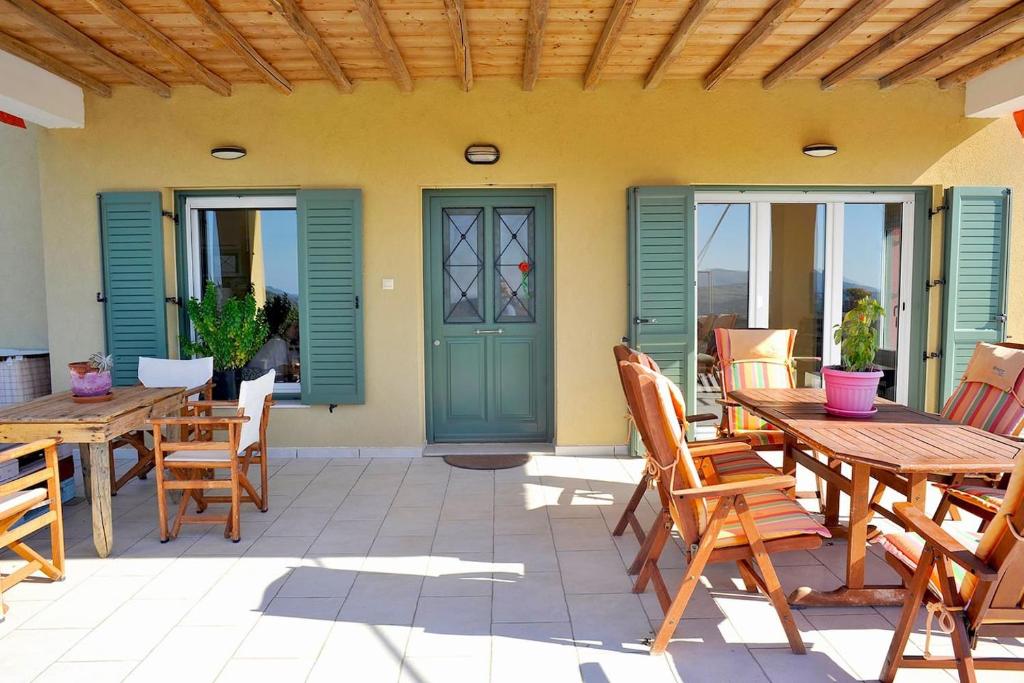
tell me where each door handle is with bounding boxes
[633,317,657,325]
[474,328,504,335]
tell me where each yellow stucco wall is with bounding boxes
[32,79,1024,447]
[0,123,49,350]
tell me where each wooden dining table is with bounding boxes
[729,387,1022,607]
[0,386,186,557]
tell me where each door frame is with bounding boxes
[422,188,555,444]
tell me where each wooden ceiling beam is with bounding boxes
[354,0,412,92]
[267,0,351,92]
[880,1,1024,89]
[441,0,472,91]
[938,35,1024,88]
[645,0,719,90]
[763,0,891,89]
[822,0,973,89]
[522,0,550,91]
[0,31,112,96]
[83,0,229,96]
[703,0,801,90]
[583,0,638,91]
[0,0,170,97]
[182,0,291,94]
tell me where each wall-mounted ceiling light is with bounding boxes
[802,143,838,158]
[465,144,500,165]
[211,145,246,160]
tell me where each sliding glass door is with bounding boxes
[694,192,915,412]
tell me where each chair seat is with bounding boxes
[734,429,786,447]
[945,484,1005,514]
[880,524,982,596]
[710,451,780,483]
[165,449,233,463]
[712,490,832,549]
[0,488,47,518]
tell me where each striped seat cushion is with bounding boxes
[711,490,831,548]
[941,379,1024,437]
[946,484,1005,514]
[880,524,982,596]
[710,451,780,483]
[734,429,786,447]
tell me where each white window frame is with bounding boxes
[695,191,916,404]
[184,194,300,395]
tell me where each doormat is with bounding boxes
[443,454,531,470]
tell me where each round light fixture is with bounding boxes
[465,144,500,165]
[802,143,838,158]
[210,145,247,160]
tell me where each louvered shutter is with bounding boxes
[98,192,167,386]
[939,187,1011,402]
[297,189,365,405]
[627,187,696,411]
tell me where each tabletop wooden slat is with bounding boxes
[730,388,1021,474]
[0,386,182,424]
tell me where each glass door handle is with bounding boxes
[474,329,504,335]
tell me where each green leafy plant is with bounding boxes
[181,281,269,371]
[262,294,293,337]
[832,296,885,372]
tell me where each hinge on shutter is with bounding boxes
[925,279,945,290]
[923,350,942,362]
[96,292,107,303]
[161,210,178,225]
[929,204,948,218]
[165,296,182,306]
[354,296,360,310]
[328,404,338,413]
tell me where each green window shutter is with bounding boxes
[297,189,365,405]
[939,187,1011,402]
[627,186,696,411]
[98,192,168,386]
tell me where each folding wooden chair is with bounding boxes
[931,342,1024,528]
[0,439,65,616]
[109,357,214,494]
[611,344,773,553]
[151,370,274,543]
[619,361,831,655]
[879,450,1024,682]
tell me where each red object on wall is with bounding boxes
[1014,110,1024,138]
[0,111,27,128]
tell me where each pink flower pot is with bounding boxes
[822,366,882,414]
[68,363,112,397]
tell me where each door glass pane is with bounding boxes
[195,207,300,388]
[843,203,903,400]
[495,208,535,322]
[442,208,484,323]
[768,203,826,388]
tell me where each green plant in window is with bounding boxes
[832,296,885,372]
[182,281,269,371]
[262,294,293,337]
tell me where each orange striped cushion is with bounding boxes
[711,490,831,548]
[880,525,982,596]
[735,429,786,447]
[723,363,794,431]
[710,451,779,483]
[946,484,1005,513]
[941,379,1024,437]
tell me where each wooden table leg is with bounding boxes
[823,457,842,529]
[79,442,114,558]
[906,473,927,512]
[782,435,798,499]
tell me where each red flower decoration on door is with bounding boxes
[518,261,530,297]
[518,261,530,274]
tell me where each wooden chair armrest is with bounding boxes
[892,502,999,581]
[689,442,753,458]
[692,436,751,447]
[185,400,241,409]
[672,475,795,501]
[149,415,249,426]
[716,398,740,408]
[0,438,61,464]
[684,413,719,424]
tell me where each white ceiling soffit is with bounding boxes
[0,49,84,128]
[965,56,1024,119]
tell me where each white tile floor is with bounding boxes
[2,451,1022,682]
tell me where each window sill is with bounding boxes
[271,399,309,409]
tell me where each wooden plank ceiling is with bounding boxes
[1,0,1022,97]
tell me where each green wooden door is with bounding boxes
[424,190,553,442]
[939,187,1012,402]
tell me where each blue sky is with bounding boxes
[260,209,299,296]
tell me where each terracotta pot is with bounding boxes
[822,366,883,414]
[68,362,112,397]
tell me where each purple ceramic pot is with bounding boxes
[69,363,112,397]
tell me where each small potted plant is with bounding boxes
[823,296,885,417]
[181,282,269,400]
[68,352,114,400]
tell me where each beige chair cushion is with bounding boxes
[0,489,46,519]
[963,342,1024,394]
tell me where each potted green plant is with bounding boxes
[68,352,114,400]
[823,296,885,417]
[181,282,269,400]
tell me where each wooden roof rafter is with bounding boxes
[523,0,550,91]
[0,0,170,97]
[267,0,352,93]
[83,0,230,96]
[703,0,802,90]
[441,0,472,91]
[645,0,721,90]
[0,30,112,96]
[880,1,1024,88]
[938,34,1024,87]
[584,0,639,91]
[762,0,892,89]
[354,0,412,92]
